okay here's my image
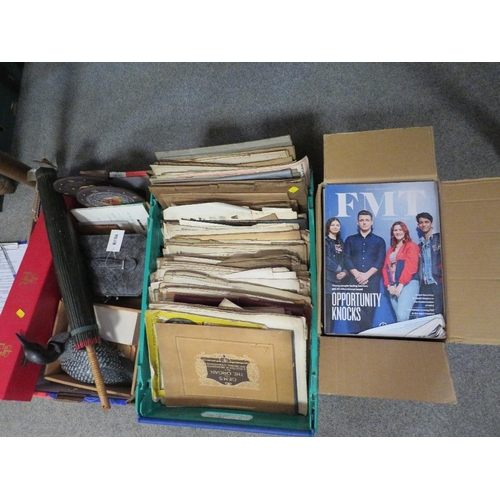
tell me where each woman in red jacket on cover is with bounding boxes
[382,221,420,322]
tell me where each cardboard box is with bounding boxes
[42,300,138,402]
[0,199,141,404]
[316,126,500,403]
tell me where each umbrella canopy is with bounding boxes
[35,165,110,410]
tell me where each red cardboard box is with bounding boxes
[0,212,61,400]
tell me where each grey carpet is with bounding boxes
[1,62,499,436]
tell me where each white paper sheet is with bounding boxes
[0,242,28,315]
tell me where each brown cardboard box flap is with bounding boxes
[440,178,500,345]
[319,336,456,403]
[323,127,438,183]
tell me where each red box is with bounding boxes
[0,212,61,401]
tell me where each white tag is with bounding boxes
[106,230,125,252]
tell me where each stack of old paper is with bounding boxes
[149,136,309,214]
[144,136,312,416]
[150,135,308,185]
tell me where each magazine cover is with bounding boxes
[323,181,445,339]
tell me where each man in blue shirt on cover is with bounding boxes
[344,210,386,333]
[415,212,444,316]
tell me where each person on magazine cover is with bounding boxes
[343,210,386,333]
[324,217,348,332]
[382,221,420,322]
[416,212,444,316]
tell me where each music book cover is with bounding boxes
[154,322,298,415]
[323,180,445,339]
[144,308,267,404]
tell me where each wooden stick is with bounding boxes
[86,344,111,410]
[0,152,36,186]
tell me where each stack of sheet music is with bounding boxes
[144,136,313,416]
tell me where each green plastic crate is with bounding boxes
[135,179,318,436]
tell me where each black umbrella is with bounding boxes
[35,165,110,410]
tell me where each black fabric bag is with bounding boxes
[78,234,147,297]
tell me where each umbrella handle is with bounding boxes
[86,344,111,410]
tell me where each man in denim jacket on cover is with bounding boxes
[416,212,444,316]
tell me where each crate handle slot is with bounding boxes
[200,411,253,421]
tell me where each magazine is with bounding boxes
[323,181,445,339]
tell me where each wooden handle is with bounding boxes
[86,344,111,411]
[0,151,36,186]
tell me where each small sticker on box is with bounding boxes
[288,186,299,193]
[106,230,125,252]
